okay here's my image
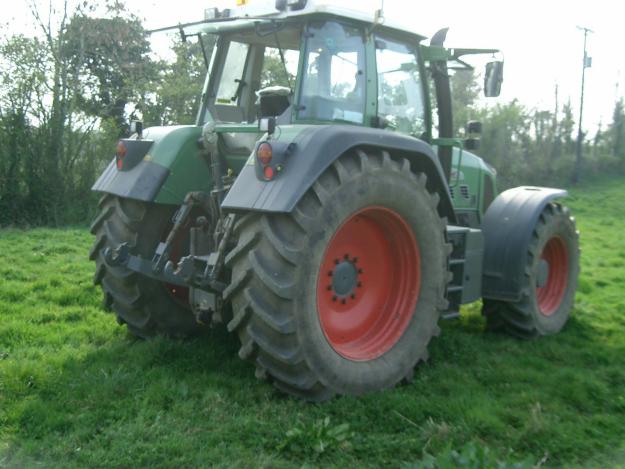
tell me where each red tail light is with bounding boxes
[263,166,275,180]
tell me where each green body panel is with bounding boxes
[143,123,310,204]
[138,126,212,204]
[142,119,496,216]
[214,124,263,174]
[138,123,495,217]
[450,147,497,217]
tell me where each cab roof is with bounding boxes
[183,0,427,41]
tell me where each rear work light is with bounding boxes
[257,142,273,166]
[116,141,127,170]
[254,140,296,182]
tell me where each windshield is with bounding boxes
[297,21,366,124]
[205,22,301,124]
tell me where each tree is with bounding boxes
[260,48,295,90]
[450,69,481,133]
[0,35,48,224]
[62,8,156,134]
[559,100,576,155]
[0,0,160,225]
[609,98,625,161]
[142,36,211,126]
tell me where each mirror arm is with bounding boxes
[450,48,500,60]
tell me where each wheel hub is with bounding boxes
[328,257,362,302]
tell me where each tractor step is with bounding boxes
[445,226,484,314]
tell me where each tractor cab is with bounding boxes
[194,3,424,125]
[188,4,433,161]
[180,1,503,218]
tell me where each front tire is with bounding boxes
[224,150,449,401]
[90,194,203,338]
[483,202,580,338]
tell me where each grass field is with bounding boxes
[2,176,625,468]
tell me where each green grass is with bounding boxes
[2,177,625,468]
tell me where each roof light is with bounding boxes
[204,7,220,19]
[236,0,248,5]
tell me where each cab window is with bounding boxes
[260,47,299,89]
[298,21,366,124]
[207,23,302,124]
[216,41,249,105]
[375,36,426,136]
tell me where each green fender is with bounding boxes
[92,125,212,205]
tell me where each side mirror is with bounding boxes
[484,61,504,97]
[259,117,276,136]
[464,138,481,151]
[465,121,482,151]
[466,121,482,135]
[130,120,143,139]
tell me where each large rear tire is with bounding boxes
[482,202,579,338]
[90,194,203,338]
[224,150,449,401]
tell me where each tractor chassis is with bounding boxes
[103,189,489,326]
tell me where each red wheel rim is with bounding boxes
[316,207,421,361]
[536,236,569,316]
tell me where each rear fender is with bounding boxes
[221,125,456,223]
[92,126,212,204]
[481,186,568,302]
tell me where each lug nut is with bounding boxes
[328,271,333,276]
[344,254,349,260]
[351,294,356,299]
[334,259,339,265]
[341,299,346,305]
[357,282,362,288]
[327,285,332,291]
[332,296,337,302]
[353,257,358,263]
[358,268,364,274]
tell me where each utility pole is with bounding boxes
[573,26,593,184]
[554,83,559,135]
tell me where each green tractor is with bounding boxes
[90,1,579,401]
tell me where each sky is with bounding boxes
[2,0,623,133]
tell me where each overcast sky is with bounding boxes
[3,0,622,133]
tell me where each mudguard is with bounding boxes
[221,125,456,222]
[481,186,568,302]
[92,126,212,205]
